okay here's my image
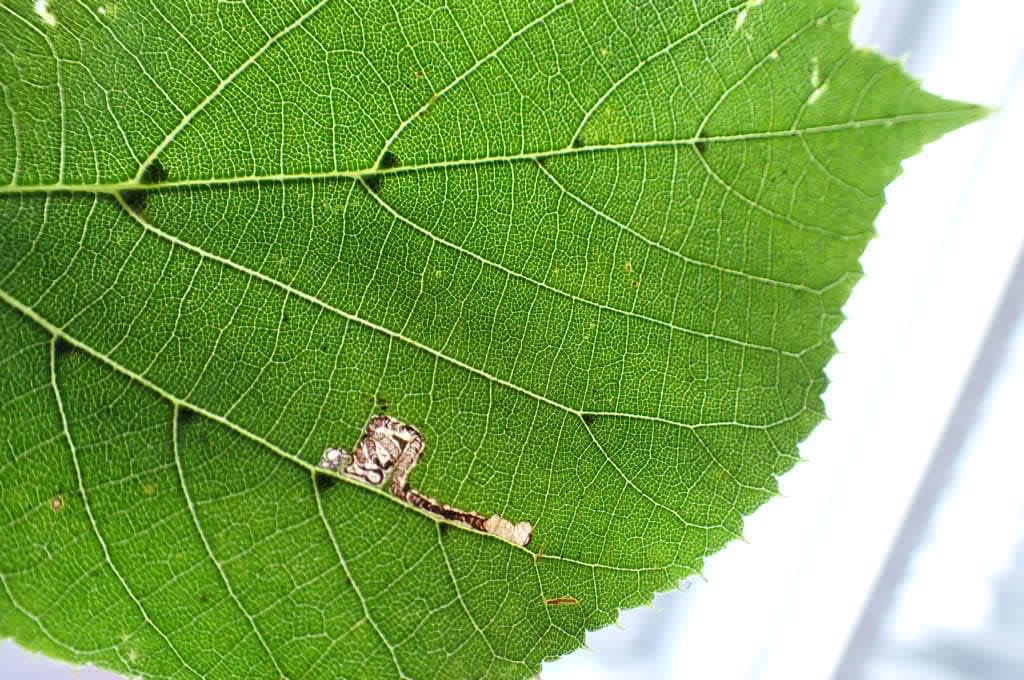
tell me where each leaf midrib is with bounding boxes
[0,110,969,197]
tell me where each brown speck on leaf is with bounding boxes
[415,70,425,79]
[50,495,64,512]
[624,261,633,273]
[632,279,641,288]
[544,596,579,606]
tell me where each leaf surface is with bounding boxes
[0,1,982,678]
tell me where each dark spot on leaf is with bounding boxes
[283,312,290,324]
[122,190,146,214]
[364,175,381,193]
[695,131,709,156]
[536,155,548,167]
[439,522,450,538]
[379,151,399,170]
[582,414,596,426]
[50,495,64,512]
[54,336,74,357]
[315,473,338,492]
[178,407,198,425]
[199,592,210,604]
[376,395,389,413]
[571,135,585,148]
[141,159,168,184]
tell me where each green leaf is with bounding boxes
[0,0,983,678]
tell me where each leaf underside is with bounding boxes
[0,1,982,678]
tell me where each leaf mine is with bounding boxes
[320,416,534,546]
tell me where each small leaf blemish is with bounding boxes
[582,414,596,426]
[50,495,64,512]
[142,483,157,497]
[141,159,168,184]
[544,596,578,606]
[364,175,381,193]
[34,0,57,26]
[571,135,585,149]
[54,336,74,357]
[315,473,338,492]
[379,151,399,170]
[177,407,198,425]
[122,190,146,214]
[695,134,709,156]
